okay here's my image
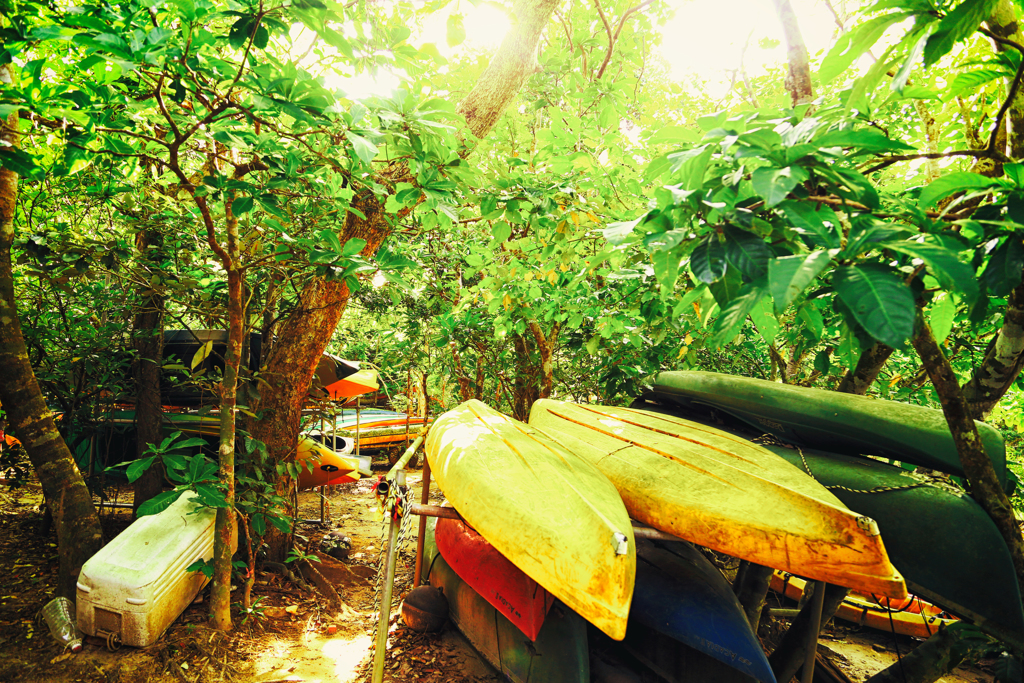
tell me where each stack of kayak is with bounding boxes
[313,409,429,452]
[76,411,371,491]
[414,372,1024,680]
[637,370,1024,651]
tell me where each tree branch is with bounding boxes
[595,0,654,79]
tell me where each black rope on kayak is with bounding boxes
[752,434,930,495]
[885,601,908,683]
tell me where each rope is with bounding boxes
[371,485,415,619]
[752,435,929,495]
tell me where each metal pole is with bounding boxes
[387,433,426,477]
[371,470,405,683]
[800,580,826,683]
[413,458,431,588]
[355,396,361,461]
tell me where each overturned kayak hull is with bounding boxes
[650,371,1010,492]
[529,400,905,599]
[426,400,635,639]
[435,516,555,642]
[632,539,776,683]
[633,396,1024,651]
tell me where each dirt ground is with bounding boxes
[0,466,1000,683]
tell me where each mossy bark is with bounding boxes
[0,72,103,598]
[911,315,1024,596]
[837,342,894,395]
[131,227,165,517]
[961,278,1024,419]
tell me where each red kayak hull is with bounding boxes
[435,517,555,641]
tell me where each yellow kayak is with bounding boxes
[529,400,906,599]
[425,400,636,640]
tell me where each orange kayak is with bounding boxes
[770,572,957,639]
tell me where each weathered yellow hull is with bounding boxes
[425,400,636,640]
[529,400,906,600]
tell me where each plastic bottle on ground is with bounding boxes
[41,597,83,653]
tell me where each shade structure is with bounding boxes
[325,368,379,400]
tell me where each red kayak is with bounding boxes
[435,516,556,641]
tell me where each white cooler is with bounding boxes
[77,492,216,647]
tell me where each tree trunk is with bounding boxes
[986,0,1024,159]
[771,0,815,106]
[837,342,895,395]
[131,228,165,518]
[457,0,561,141]
[961,277,1024,419]
[246,0,563,560]
[733,561,774,631]
[511,333,540,421]
[911,314,1024,596]
[0,77,103,598]
[475,348,486,401]
[528,320,560,400]
[207,186,244,630]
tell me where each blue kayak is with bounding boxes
[630,539,776,683]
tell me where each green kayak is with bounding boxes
[633,396,1024,651]
[651,371,1010,492]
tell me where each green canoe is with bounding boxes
[651,371,1011,492]
[633,396,1024,651]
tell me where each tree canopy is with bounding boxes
[2,0,1024,658]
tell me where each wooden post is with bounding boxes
[414,458,431,588]
[801,581,825,683]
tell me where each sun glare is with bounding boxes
[418,2,512,55]
[658,0,837,96]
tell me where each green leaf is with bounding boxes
[751,166,804,208]
[778,201,841,249]
[137,490,183,517]
[816,128,915,153]
[949,68,1012,98]
[798,302,825,341]
[930,293,956,344]
[342,237,366,257]
[602,215,645,245]
[231,196,254,216]
[981,236,1024,296]
[652,248,681,295]
[881,239,979,303]
[348,133,378,165]
[749,295,780,344]
[722,225,770,279]
[834,264,916,347]
[768,251,832,314]
[919,172,1002,208]
[819,14,910,84]
[447,13,466,46]
[191,341,213,370]
[689,235,728,283]
[492,220,512,244]
[126,456,156,483]
[709,284,765,347]
[0,148,42,180]
[924,0,1000,68]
